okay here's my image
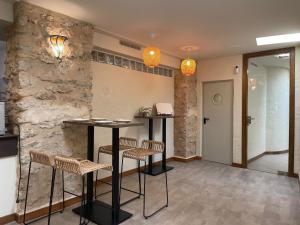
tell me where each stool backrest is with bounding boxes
[120,137,138,148]
[54,156,82,175]
[29,150,54,166]
[141,140,164,153]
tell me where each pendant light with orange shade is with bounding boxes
[180,46,198,76]
[143,33,161,68]
[181,58,197,76]
[143,47,161,68]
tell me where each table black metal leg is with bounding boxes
[148,119,153,173]
[73,126,132,225]
[161,118,174,173]
[112,128,120,225]
[87,126,94,203]
[162,118,167,170]
[143,118,174,176]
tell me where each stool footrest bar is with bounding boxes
[120,195,141,207]
[121,187,144,196]
[95,189,112,198]
[144,204,168,219]
[64,190,81,198]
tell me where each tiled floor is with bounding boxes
[248,153,288,174]
[9,160,300,225]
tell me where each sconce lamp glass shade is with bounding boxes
[181,58,196,76]
[143,47,161,68]
[49,35,68,58]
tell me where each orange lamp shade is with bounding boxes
[181,58,196,76]
[143,47,161,68]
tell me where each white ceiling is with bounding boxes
[15,0,300,59]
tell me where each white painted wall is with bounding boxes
[247,63,267,159]
[92,32,178,177]
[92,63,174,175]
[197,55,243,164]
[0,157,17,217]
[0,1,13,22]
[266,67,289,152]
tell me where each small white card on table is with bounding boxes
[156,103,174,115]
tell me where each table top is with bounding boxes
[135,115,175,119]
[63,120,144,128]
[0,133,18,139]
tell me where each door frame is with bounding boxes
[202,79,234,164]
[242,47,295,176]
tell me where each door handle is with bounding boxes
[247,116,255,125]
[203,117,210,124]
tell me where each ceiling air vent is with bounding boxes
[119,40,141,51]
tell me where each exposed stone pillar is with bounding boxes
[5,2,93,213]
[174,70,198,158]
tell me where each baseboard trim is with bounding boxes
[248,150,289,163]
[10,157,176,224]
[265,150,289,155]
[232,163,244,168]
[15,196,81,223]
[0,213,16,224]
[173,155,201,162]
[248,152,265,163]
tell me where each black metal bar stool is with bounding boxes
[120,140,169,219]
[94,137,138,201]
[50,156,112,225]
[23,150,66,225]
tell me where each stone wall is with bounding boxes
[5,1,93,213]
[174,70,198,158]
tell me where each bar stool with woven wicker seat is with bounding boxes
[120,140,169,219]
[23,151,67,225]
[94,137,139,203]
[50,156,111,225]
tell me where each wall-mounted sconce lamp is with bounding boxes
[49,35,68,59]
